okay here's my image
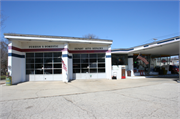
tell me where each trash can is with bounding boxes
[6,77,12,86]
[112,72,117,79]
[122,68,126,79]
[127,70,131,76]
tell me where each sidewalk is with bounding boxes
[0,80,5,85]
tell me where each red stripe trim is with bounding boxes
[9,46,22,52]
[9,46,65,52]
[62,48,68,51]
[9,46,111,53]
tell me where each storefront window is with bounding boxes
[112,54,128,65]
[73,53,106,73]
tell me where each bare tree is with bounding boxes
[0,40,8,75]
[83,34,98,39]
[0,13,8,76]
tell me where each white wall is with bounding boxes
[128,54,134,76]
[8,41,26,84]
[62,43,69,82]
[8,43,13,76]
[112,65,128,79]
[106,45,112,79]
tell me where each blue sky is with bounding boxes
[1,1,179,49]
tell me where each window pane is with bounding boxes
[98,58,105,62]
[73,54,80,58]
[35,70,43,74]
[112,54,128,65]
[26,70,34,74]
[81,54,88,58]
[44,58,52,63]
[26,64,34,69]
[44,70,52,74]
[54,69,62,74]
[90,54,97,58]
[44,64,52,68]
[54,64,62,68]
[73,59,80,63]
[81,58,88,63]
[98,54,105,58]
[90,69,97,73]
[73,69,80,73]
[35,58,43,63]
[35,53,43,57]
[90,59,97,63]
[98,64,105,67]
[44,53,52,57]
[53,52,62,57]
[54,58,61,62]
[81,64,89,68]
[35,64,43,69]
[81,69,89,73]
[26,53,34,58]
[90,63,97,68]
[73,64,80,68]
[98,69,105,73]
[26,58,34,63]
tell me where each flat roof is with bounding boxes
[4,33,113,42]
[112,36,180,51]
[111,36,180,55]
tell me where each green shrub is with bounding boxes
[0,76,6,80]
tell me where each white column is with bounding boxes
[8,42,12,76]
[106,45,112,79]
[62,43,69,82]
[128,54,134,76]
[8,41,26,84]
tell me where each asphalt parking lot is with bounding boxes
[0,78,180,119]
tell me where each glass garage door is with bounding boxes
[26,52,62,81]
[73,53,106,79]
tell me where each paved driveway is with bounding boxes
[0,78,180,119]
[0,78,179,101]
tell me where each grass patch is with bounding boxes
[0,76,6,80]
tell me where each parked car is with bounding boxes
[169,65,179,74]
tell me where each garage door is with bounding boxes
[73,53,106,79]
[26,52,62,81]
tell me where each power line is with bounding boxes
[140,32,180,44]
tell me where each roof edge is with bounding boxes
[112,36,180,51]
[4,33,113,42]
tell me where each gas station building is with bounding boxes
[4,33,179,84]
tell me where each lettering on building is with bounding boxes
[74,48,84,50]
[85,47,91,50]
[92,47,103,50]
[74,47,103,50]
[29,45,58,48]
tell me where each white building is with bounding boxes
[5,33,112,84]
[4,33,180,84]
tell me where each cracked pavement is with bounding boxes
[0,78,180,119]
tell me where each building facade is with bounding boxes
[4,33,180,84]
[5,34,112,84]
